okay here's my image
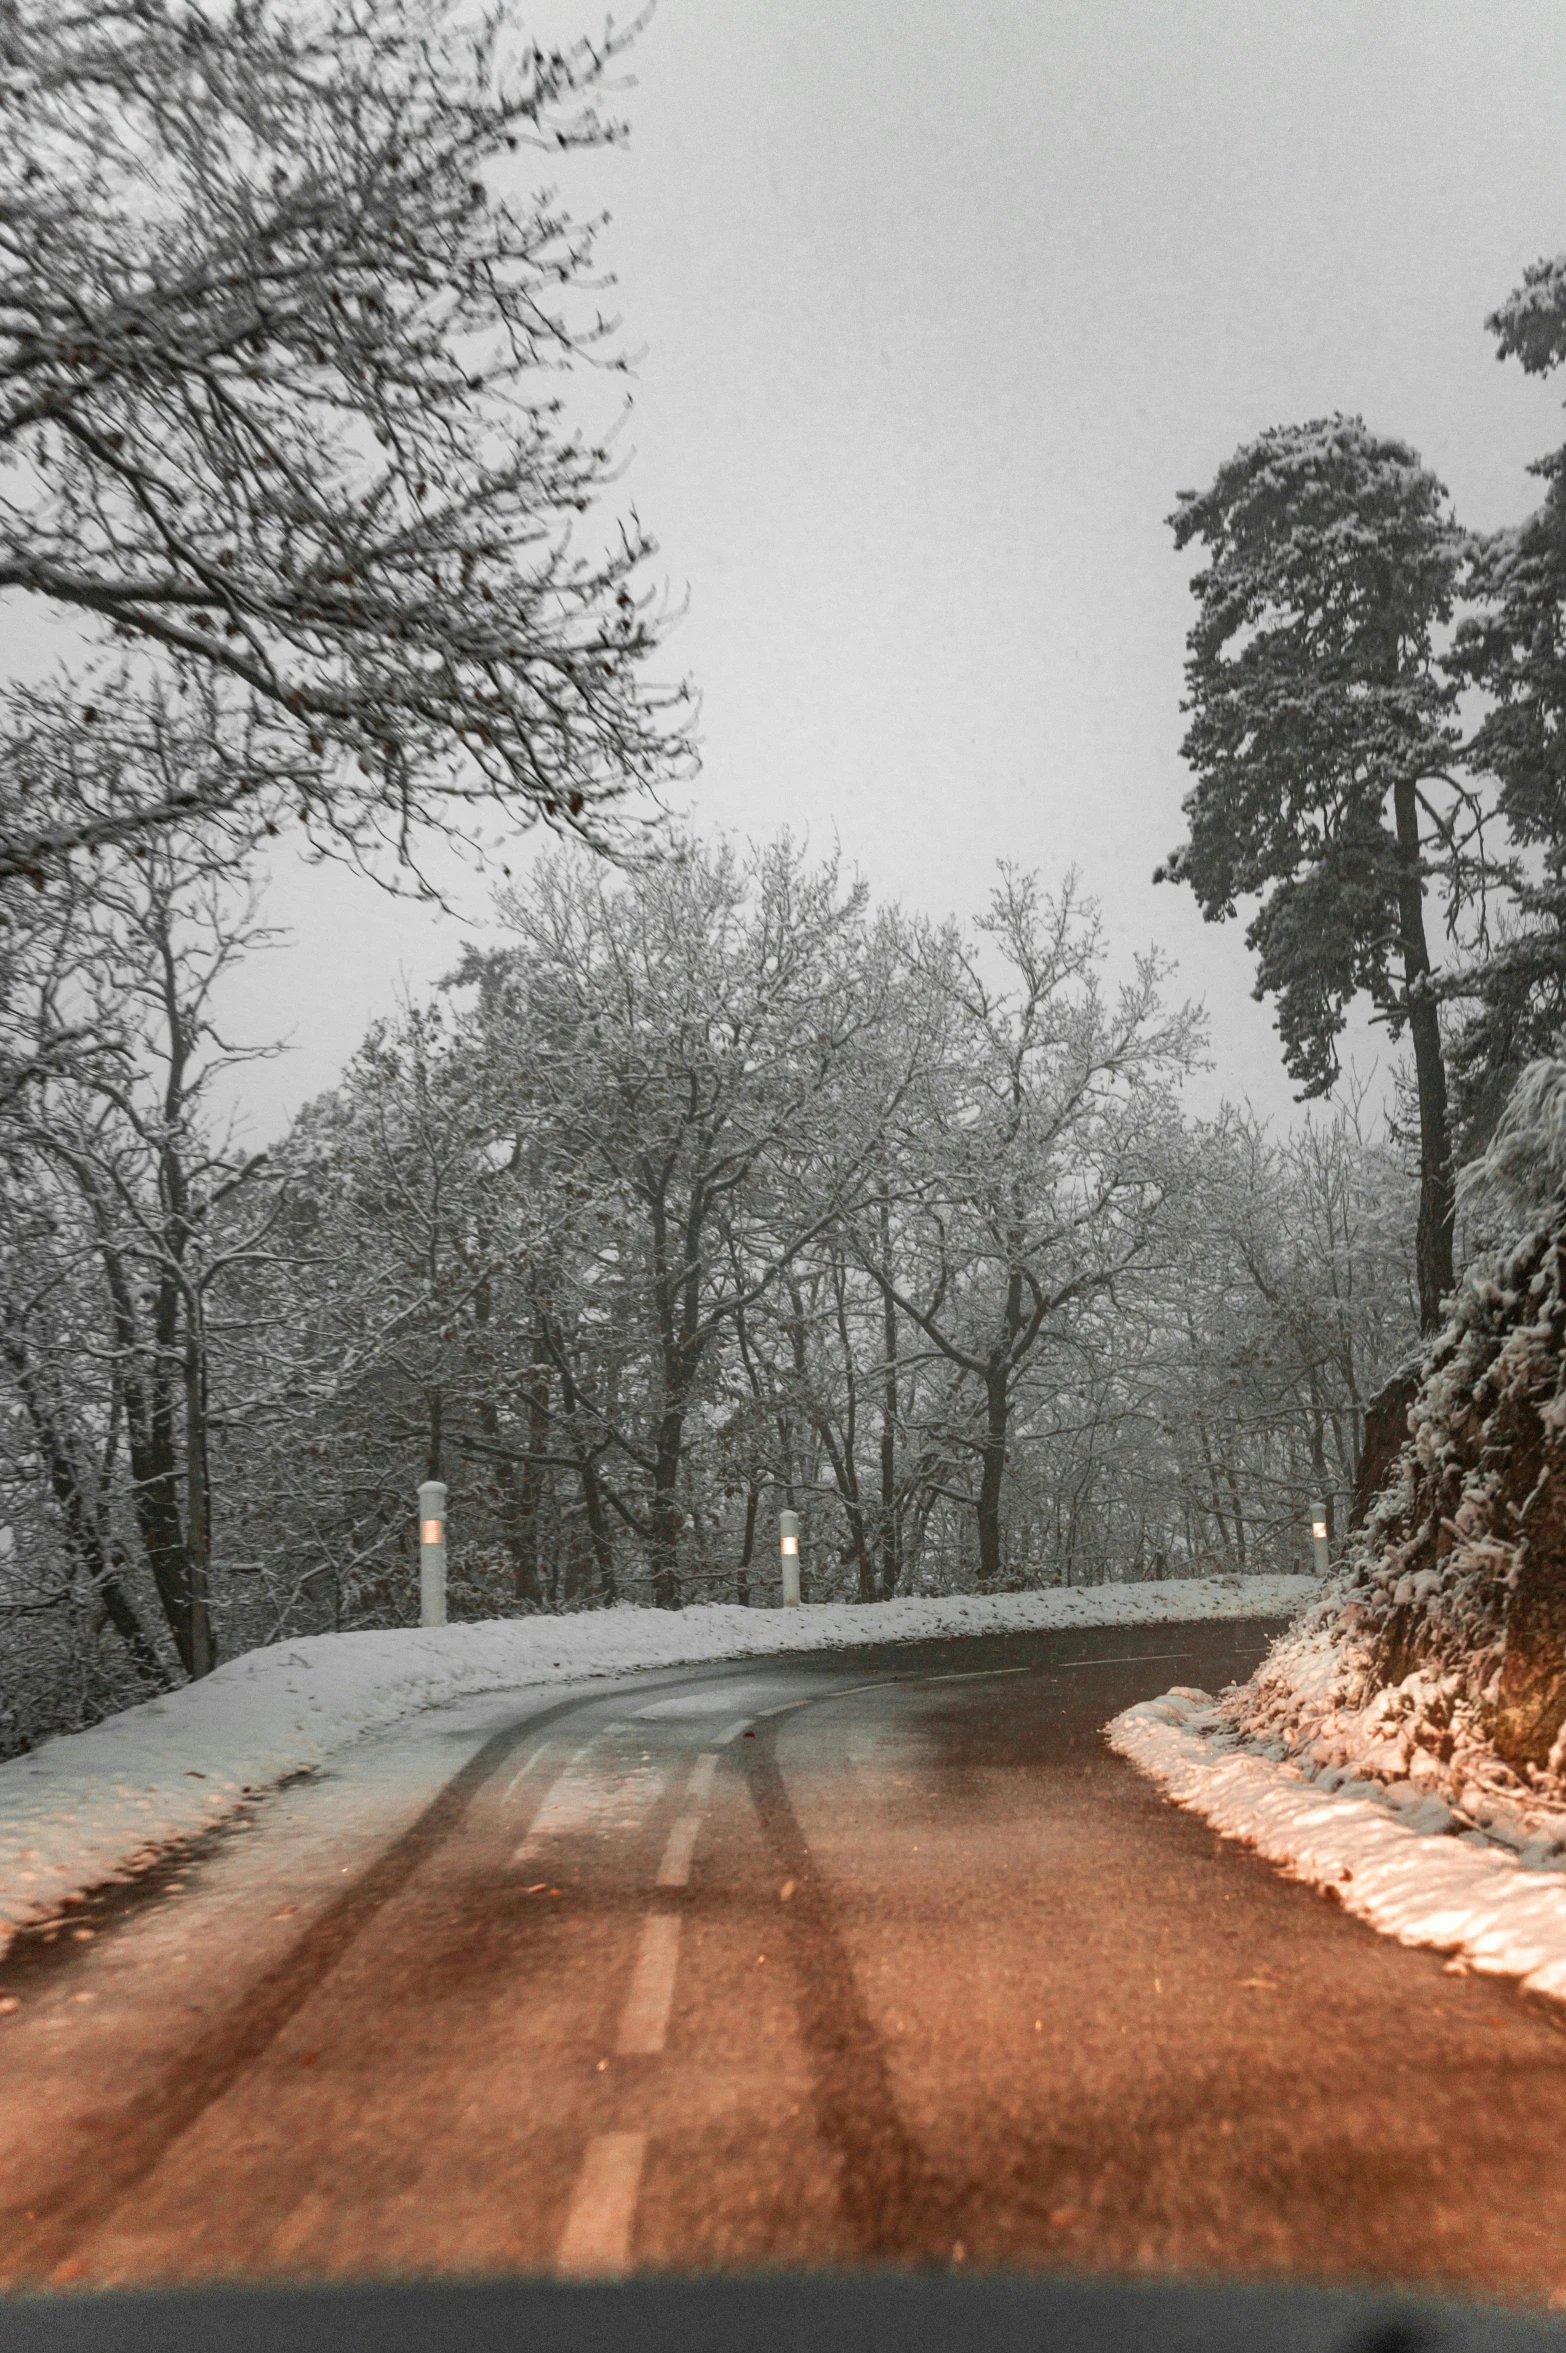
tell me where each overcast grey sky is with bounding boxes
[181,2,1566,1136]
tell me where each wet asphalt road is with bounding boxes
[2,1615,1565,2306]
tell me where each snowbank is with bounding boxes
[0,1575,1312,1948]
[1123,1068,1566,2007]
[1110,1688,1566,2004]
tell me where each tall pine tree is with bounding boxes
[1451,255,1566,1134]
[1163,416,1481,1332]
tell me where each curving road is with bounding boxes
[3,1616,1566,2306]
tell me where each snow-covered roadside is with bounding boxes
[1110,1688,1566,2004]
[0,1574,1313,1950]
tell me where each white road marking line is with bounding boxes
[617,1914,681,2055]
[1056,1652,1188,1668]
[756,1680,882,1718]
[512,1729,662,1865]
[653,1752,719,1886]
[913,1665,1033,1684]
[656,1814,703,1889]
[555,2132,646,2277]
[501,1740,559,1801]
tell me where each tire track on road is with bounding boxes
[9,1693,598,2287]
[741,1716,964,2264]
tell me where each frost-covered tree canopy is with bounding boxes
[0,0,689,880]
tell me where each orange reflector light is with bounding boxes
[780,1536,798,1555]
[421,1519,444,1545]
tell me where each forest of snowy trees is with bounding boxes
[7,0,1566,1754]
[0,822,1423,1750]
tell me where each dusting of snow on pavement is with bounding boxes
[1110,1687,1566,2005]
[0,1575,1312,1949]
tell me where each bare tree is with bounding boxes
[461,839,899,1607]
[0,826,283,1679]
[0,0,688,882]
[855,871,1203,1592]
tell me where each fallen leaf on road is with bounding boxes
[0,1997,19,2014]
[1236,1976,1278,1991]
[1049,2208,1082,2228]
[273,1906,296,1918]
[523,1883,548,1894]
[779,1880,796,1901]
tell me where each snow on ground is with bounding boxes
[1110,1687,1566,2005]
[0,1574,1313,1950]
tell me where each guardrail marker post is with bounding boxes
[779,1509,801,1609]
[1310,1498,1330,1578]
[419,1478,449,1626]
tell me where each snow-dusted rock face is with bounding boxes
[1352,1220,1566,1776]
[1346,1222,1566,1779]
[1224,1092,1566,1826]
[1104,1068,1566,1997]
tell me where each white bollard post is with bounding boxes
[419,1478,448,1626]
[1310,1498,1330,1578]
[779,1509,801,1610]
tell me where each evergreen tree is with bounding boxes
[1162,415,1480,1332]
[1450,253,1566,1130]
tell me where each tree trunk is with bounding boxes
[2,1319,165,1686]
[976,1366,1008,1593]
[1349,1366,1419,1530]
[144,1279,211,1677]
[549,1337,616,1602]
[1393,774,1456,1332]
[649,1400,688,1610]
[577,1455,618,1603]
[737,1486,757,1605]
[512,1326,550,1606]
[92,1232,209,1677]
[183,1308,214,1677]
[878,1192,900,1598]
[127,1406,207,1679]
[1223,1460,1248,1569]
[1196,1418,1232,1563]
[98,1547,168,1685]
